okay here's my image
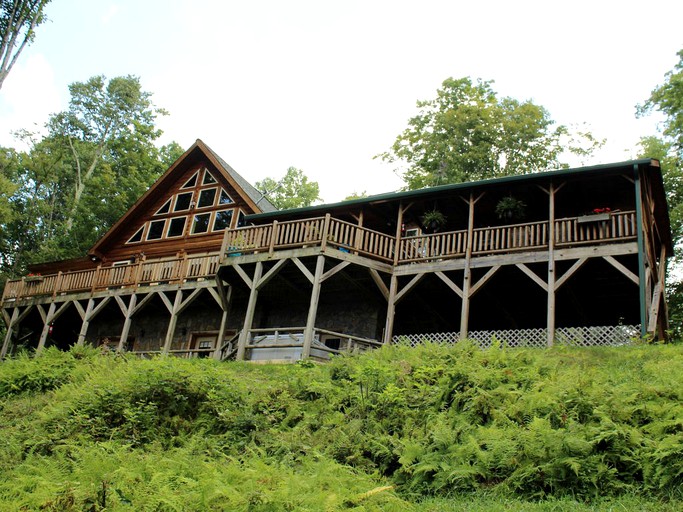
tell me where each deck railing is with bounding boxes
[2,253,220,302]
[3,211,637,302]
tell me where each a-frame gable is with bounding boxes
[89,139,275,262]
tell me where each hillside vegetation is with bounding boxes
[0,342,682,511]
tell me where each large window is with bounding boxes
[213,210,233,231]
[192,213,211,234]
[198,188,216,208]
[174,192,193,212]
[146,220,165,240]
[167,217,186,238]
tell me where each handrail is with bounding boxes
[2,252,221,301]
[3,211,639,302]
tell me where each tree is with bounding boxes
[0,0,50,90]
[255,166,321,210]
[0,76,182,272]
[343,191,368,201]
[638,49,683,338]
[378,77,601,190]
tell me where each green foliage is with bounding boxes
[255,166,321,210]
[0,76,183,274]
[378,77,602,190]
[1,343,683,509]
[637,49,683,338]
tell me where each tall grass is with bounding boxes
[0,341,681,510]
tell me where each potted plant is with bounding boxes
[495,196,526,223]
[24,272,43,283]
[421,210,447,233]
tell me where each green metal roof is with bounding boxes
[247,158,659,221]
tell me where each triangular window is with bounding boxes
[182,172,198,189]
[218,188,233,205]
[237,210,247,227]
[127,226,144,244]
[202,170,217,185]
[155,198,172,216]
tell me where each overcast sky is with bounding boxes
[1,0,681,202]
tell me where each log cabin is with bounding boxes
[0,141,672,361]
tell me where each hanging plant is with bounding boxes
[495,196,526,222]
[421,210,447,233]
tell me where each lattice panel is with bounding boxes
[392,325,640,349]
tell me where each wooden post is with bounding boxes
[354,210,364,254]
[117,294,137,352]
[1,308,19,359]
[37,302,57,353]
[76,299,95,346]
[52,271,63,298]
[321,214,331,250]
[382,274,399,344]
[393,203,405,265]
[269,221,278,255]
[213,285,233,360]
[236,262,263,361]
[302,255,326,358]
[162,290,183,355]
[547,184,556,347]
[634,165,648,337]
[460,193,476,340]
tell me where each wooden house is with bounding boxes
[1,149,672,361]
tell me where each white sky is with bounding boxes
[0,0,681,202]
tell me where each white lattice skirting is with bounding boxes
[392,325,641,348]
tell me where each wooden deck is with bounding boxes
[222,210,637,263]
[2,210,636,303]
[2,253,221,302]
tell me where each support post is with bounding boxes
[547,183,556,347]
[162,290,183,355]
[117,294,138,352]
[37,302,57,353]
[76,299,95,346]
[634,165,647,337]
[382,274,399,344]
[214,285,233,360]
[460,193,476,339]
[302,255,326,358]
[236,262,263,361]
[1,308,19,359]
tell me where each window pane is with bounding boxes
[182,172,198,189]
[203,170,217,185]
[218,189,233,205]
[155,198,171,215]
[128,227,144,243]
[192,213,211,234]
[237,211,246,227]
[167,217,186,237]
[174,192,193,211]
[198,188,216,208]
[147,220,165,240]
[213,210,233,231]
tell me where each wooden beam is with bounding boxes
[73,300,86,320]
[0,308,19,359]
[36,304,46,323]
[382,275,399,344]
[36,302,56,353]
[114,295,128,315]
[207,286,223,308]
[256,259,288,289]
[117,294,137,352]
[395,273,424,304]
[302,255,326,358]
[177,288,204,315]
[76,299,95,345]
[516,263,547,291]
[157,291,174,314]
[435,271,463,298]
[162,290,183,355]
[292,257,315,284]
[321,261,350,283]
[90,296,111,319]
[555,258,587,290]
[213,285,233,360]
[1,308,10,327]
[547,182,557,347]
[232,264,253,288]
[236,261,263,360]
[603,255,639,286]
[368,268,389,301]
[460,192,477,339]
[469,265,500,297]
[131,292,157,316]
